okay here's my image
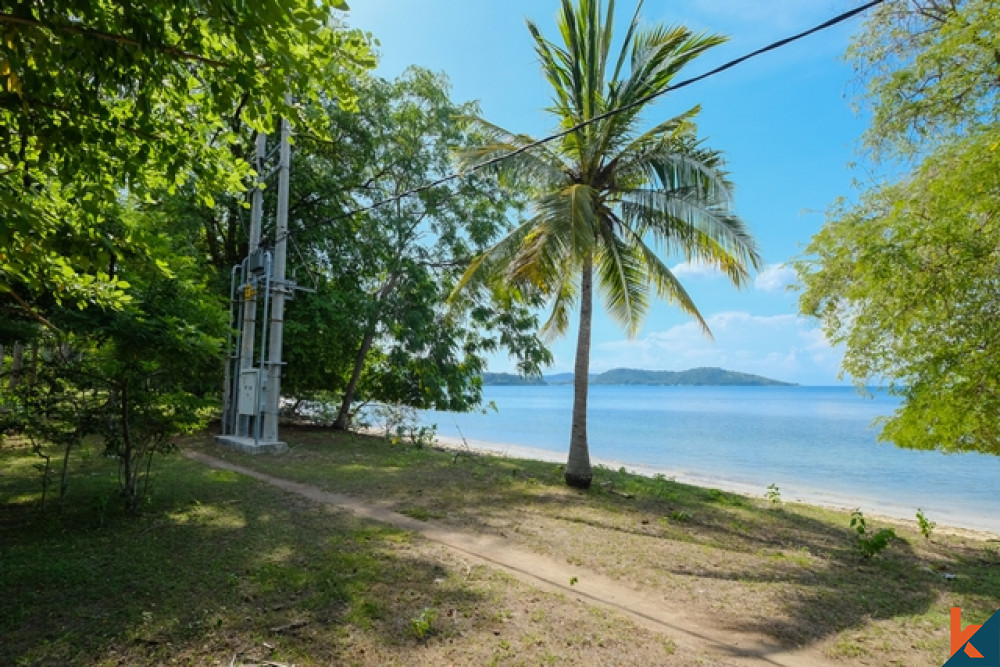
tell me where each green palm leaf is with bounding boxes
[451,0,761,489]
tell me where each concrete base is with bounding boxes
[214,435,288,454]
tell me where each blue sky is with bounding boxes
[344,1,876,385]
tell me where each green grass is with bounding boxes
[4,428,1000,666]
[0,438,494,665]
[182,429,1000,665]
[0,433,702,665]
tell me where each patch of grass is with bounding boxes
[181,428,1000,666]
[0,436,694,666]
[7,428,1000,666]
[400,506,444,521]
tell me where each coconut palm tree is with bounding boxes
[453,0,761,489]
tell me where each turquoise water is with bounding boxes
[425,385,1000,532]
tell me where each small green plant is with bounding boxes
[765,483,781,505]
[849,509,867,534]
[850,509,895,559]
[569,576,578,586]
[410,607,438,641]
[916,508,936,539]
[706,488,727,503]
[669,510,693,523]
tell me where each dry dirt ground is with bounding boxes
[185,450,841,666]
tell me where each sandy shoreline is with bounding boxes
[433,433,1000,539]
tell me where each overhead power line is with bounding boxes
[324,0,885,226]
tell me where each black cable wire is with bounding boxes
[328,0,885,224]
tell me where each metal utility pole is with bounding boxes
[217,117,292,454]
[261,113,291,442]
[235,131,267,438]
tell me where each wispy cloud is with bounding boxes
[755,263,797,292]
[590,311,843,385]
[671,261,723,280]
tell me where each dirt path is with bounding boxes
[184,450,840,666]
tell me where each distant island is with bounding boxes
[590,367,796,386]
[481,372,547,386]
[483,367,795,387]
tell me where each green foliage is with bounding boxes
[278,68,550,421]
[766,483,781,505]
[451,0,760,487]
[850,510,895,559]
[915,508,935,540]
[1,210,227,512]
[800,129,1000,453]
[800,0,1000,454]
[849,509,867,535]
[848,0,1000,159]
[409,607,438,641]
[0,1,372,316]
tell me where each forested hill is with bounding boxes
[591,367,796,386]
[481,372,547,386]
[484,367,795,386]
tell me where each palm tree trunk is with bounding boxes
[565,255,594,489]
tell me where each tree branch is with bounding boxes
[6,288,62,332]
[0,12,231,69]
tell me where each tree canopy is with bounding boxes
[846,0,999,159]
[279,68,551,425]
[799,0,1000,453]
[0,0,374,511]
[0,0,373,321]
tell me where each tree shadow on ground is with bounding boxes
[0,450,490,665]
[186,427,1000,662]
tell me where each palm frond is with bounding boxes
[454,115,569,189]
[620,189,761,286]
[615,143,735,208]
[448,217,538,299]
[600,106,701,182]
[527,19,575,117]
[539,271,579,340]
[595,217,649,336]
[619,224,712,336]
[609,0,643,86]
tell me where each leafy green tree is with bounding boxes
[798,0,1000,453]
[0,0,372,320]
[845,0,999,159]
[1,211,227,512]
[453,0,760,488]
[800,129,1000,452]
[277,68,551,427]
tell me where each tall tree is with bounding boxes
[453,0,760,488]
[844,0,999,159]
[798,0,1000,453]
[277,69,551,425]
[0,0,372,323]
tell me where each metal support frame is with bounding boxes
[217,127,289,454]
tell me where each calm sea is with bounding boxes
[424,385,1000,533]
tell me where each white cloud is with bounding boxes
[671,261,723,280]
[755,263,797,292]
[590,311,843,385]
